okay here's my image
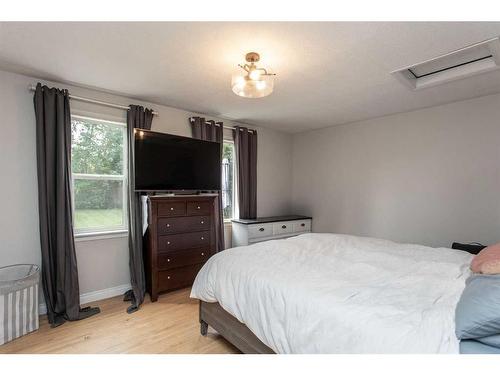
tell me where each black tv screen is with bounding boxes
[134,130,221,191]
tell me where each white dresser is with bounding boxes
[231,215,312,247]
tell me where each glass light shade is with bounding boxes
[231,73,274,98]
[249,69,262,81]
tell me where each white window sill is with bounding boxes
[74,230,128,242]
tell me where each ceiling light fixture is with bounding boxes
[231,52,276,98]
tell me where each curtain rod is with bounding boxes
[189,117,255,133]
[28,85,159,116]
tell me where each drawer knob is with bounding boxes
[259,228,265,232]
[170,207,174,211]
[197,206,201,209]
[282,225,287,229]
[201,252,205,256]
[167,241,171,245]
[166,224,170,227]
[301,223,305,227]
[167,258,170,262]
[167,276,171,280]
[201,221,204,224]
[201,236,204,240]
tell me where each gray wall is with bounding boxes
[292,93,500,248]
[0,69,293,296]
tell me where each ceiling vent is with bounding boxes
[391,37,500,90]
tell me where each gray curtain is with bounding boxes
[124,105,153,313]
[190,117,225,252]
[233,126,258,219]
[34,83,100,327]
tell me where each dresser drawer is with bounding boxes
[186,201,211,215]
[273,221,294,236]
[158,202,186,217]
[158,263,204,292]
[293,219,311,233]
[248,223,273,239]
[158,248,210,270]
[157,216,210,235]
[158,231,210,251]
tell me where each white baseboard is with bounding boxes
[80,283,131,305]
[38,283,131,316]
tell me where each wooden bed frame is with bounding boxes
[199,300,275,354]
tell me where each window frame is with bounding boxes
[70,114,129,237]
[222,140,236,222]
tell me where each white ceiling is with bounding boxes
[1,22,500,133]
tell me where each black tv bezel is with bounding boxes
[134,129,221,192]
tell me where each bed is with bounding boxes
[190,233,473,354]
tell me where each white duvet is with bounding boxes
[190,233,473,353]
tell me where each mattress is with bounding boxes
[460,340,500,354]
[191,233,473,353]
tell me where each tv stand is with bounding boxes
[169,190,199,196]
[152,192,218,198]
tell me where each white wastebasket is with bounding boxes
[0,264,40,345]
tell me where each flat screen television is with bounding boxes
[134,130,221,191]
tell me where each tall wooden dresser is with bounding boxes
[144,194,218,302]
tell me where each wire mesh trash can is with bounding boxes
[0,264,40,345]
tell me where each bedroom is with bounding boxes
[1,1,500,373]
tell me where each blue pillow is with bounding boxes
[455,274,500,340]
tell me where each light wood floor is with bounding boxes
[0,288,239,354]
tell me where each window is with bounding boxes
[222,141,235,220]
[70,115,127,235]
